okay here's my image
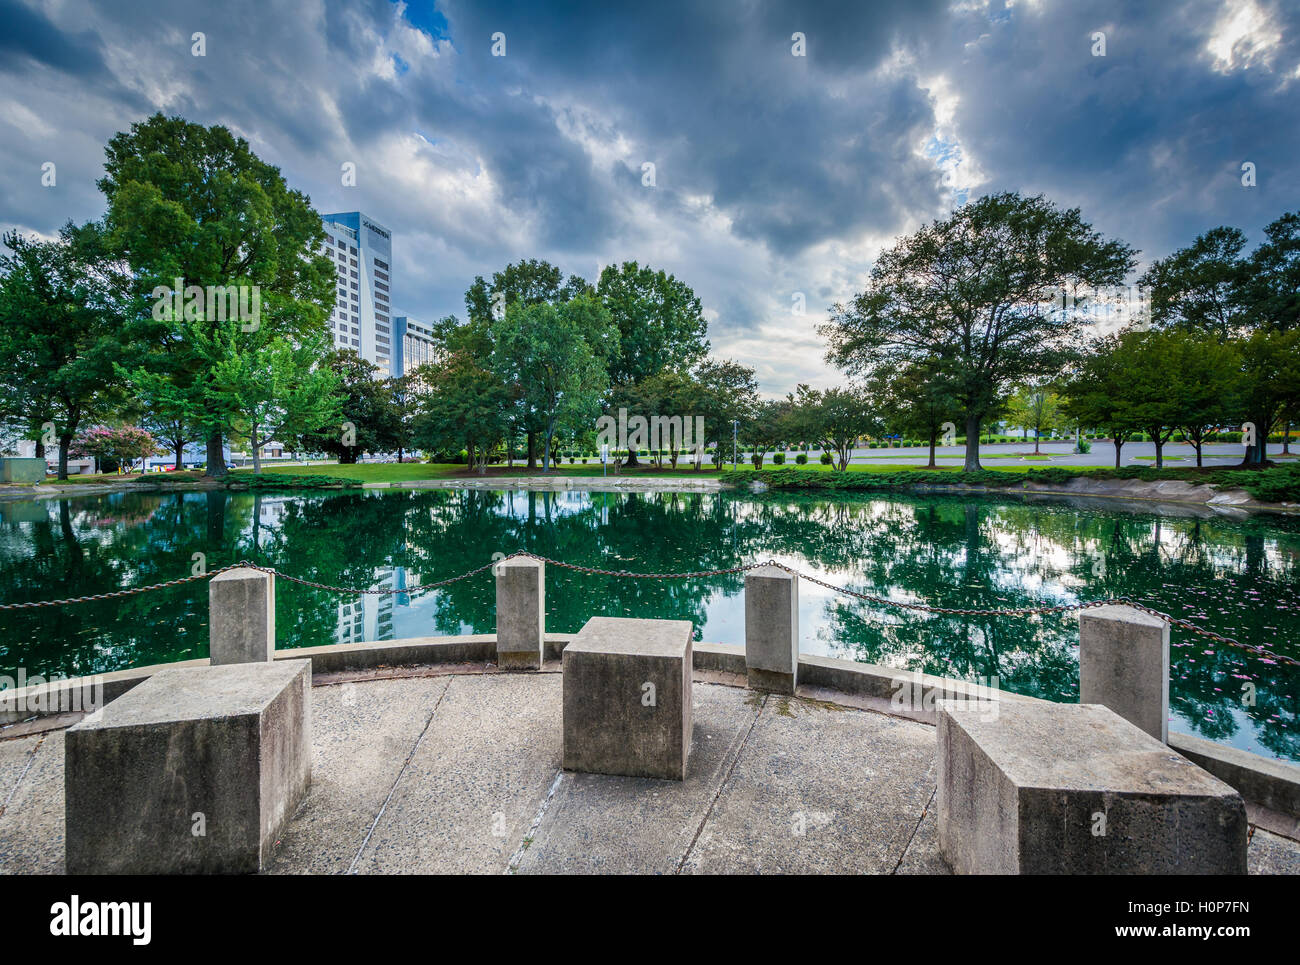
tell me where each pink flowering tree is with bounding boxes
[71,426,160,474]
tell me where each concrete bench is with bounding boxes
[65,659,312,874]
[562,616,693,780]
[937,701,1247,874]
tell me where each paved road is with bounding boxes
[814,440,1295,469]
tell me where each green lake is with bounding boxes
[1,486,1297,762]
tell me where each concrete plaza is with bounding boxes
[2,665,1297,874]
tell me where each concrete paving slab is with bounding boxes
[514,684,760,874]
[1247,828,1300,875]
[0,732,64,874]
[351,673,563,874]
[681,696,937,874]
[267,676,451,874]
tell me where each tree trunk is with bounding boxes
[57,433,71,480]
[1285,421,1292,455]
[1195,439,1203,468]
[174,437,184,471]
[250,429,262,474]
[963,413,982,471]
[542,434,551,472]
[1033,430,1040,455]
[1113,437,1123,469]
[1154,433,1163,470]
[527,431,537,470]
[206,431,227,477]
[927,429,937,469]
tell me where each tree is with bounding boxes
[792,385,879,471]
[738,399,790,468]
[1142,214,1300,465]
[1165,332,1244,466]
[1237,213,1300,463]
[598,261,710,386]
[297,351,405,462]
[822,192,1136,470]
[691,358,759,468]
[208,327,340,474]
[411,353,510,473]
[464,260,592,469]
[871,358,960,468]
[0,225,128,478]
[71,425,159,473]
[491,297,611,472]
[98,113,336,476]
[1141,226,1247,337]
[1063,337,1142,469]
[607,369,700,468]
[1006,383,1064,453]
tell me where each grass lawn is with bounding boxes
[245,460,1024,483]
[37,470,209,485]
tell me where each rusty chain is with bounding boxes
[1,551,1295,667]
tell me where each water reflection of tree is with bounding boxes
[1,488,1296,760]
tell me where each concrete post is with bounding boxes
[496,557,544,670]
[209,566,275,665]
[744,565,799,694]
[1078,604,1169,742]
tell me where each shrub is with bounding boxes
[820,452,833,465]
[773,452,786,465]
[795,452,808,465]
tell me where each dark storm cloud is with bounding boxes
[0,0,107,77]
[0,0,1297,391]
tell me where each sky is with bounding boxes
[1,0,1298,395]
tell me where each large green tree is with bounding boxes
[598,261,709,387]
[0,224,128,478]
[411,353,510,472]
[297,350,405,462]
[98,113,336,476]
[823,192,1136,470]
[870,357,960,468]
[491,297,611,472]
[1141,214,1300,464]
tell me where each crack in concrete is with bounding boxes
[504,769,565,874]
[345,677,452,875]
[0,734,44,820]
[892,785,937,874]
[673,692,767,875]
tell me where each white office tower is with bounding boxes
[393,316,439,375]
[319,212,395,376]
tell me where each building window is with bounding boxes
[374,258,388,270]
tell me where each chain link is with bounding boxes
[2,551,1295,667]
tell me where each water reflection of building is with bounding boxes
[334,566,406,644]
